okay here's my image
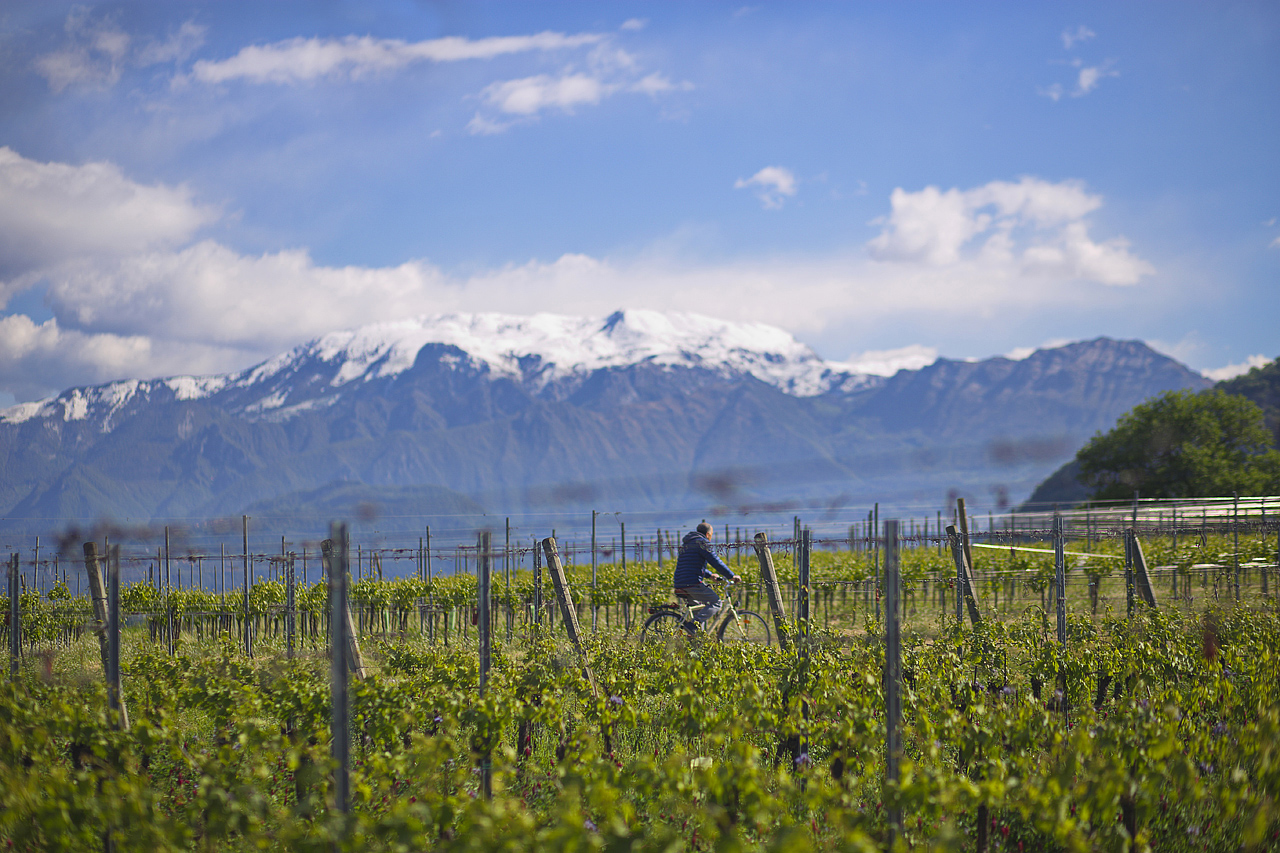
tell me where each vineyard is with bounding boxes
[1,515,1279,852]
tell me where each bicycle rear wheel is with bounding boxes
[641,611,690,643]
[717,610,771,646]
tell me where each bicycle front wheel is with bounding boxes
[717,610,771,646]
[641,611,689,643]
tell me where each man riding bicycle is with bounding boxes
[673,522,737,633]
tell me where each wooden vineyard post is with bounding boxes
[242,515,252,658]
[1127,531,1159,609]
[164,526,174,655]
[752,533,791,652]
[286,552,296,660]
[591,510,598,633]
[505,518,513,643]
[945,525,982,626]
[328,522,351,827]
[621,520,629,631]
[957,498,976,583]
[882,520,902,849]
[107,545,128,731]
[542,537,611,752]
[8,553,18,679]
[798,528,811,639]
[1054,514,1067,645]
[321,538,367,680]
[83,543,114,675]
[83,543,129,729]
[533,536,543,626]
[1124,530,1136,618]
[541,538,597,690]
[478,531,493,799]
[873,503,880,621]
[426,527,434,643]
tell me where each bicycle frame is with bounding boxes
[669,581,741,635]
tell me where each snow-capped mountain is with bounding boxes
[0,312,1210,532]
[1,309,875,428]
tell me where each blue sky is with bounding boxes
[0,1,1276,404]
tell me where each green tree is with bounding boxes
[1077,388,1280,500]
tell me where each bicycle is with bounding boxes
[640,579,772,646]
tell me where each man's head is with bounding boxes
[696,522,712,537]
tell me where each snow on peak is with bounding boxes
[0,379,143,427]
[0,309,875,425]
[298,309,860,396]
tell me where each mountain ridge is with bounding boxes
[0,311,1212,532]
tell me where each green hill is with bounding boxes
[1023,356,1279,507]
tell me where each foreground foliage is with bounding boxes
[1,593,1278,851]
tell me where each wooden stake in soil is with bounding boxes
[478,531,493,799]
[83,543,129,729]
[533,536,543,626]
[242,515,252,658]
[591,510,598,632]
[541,537,611,752]
[107,545,128,731]
[1124,530,1136,618]
[945,525,982,626]
[321,538,367,680]
[883,520,902,849]
[1054,513,1067,645]
[8,554,18,679]
[752,532,791,652]
[286,552,296,660]
[426,527,434,643]
[956,498,976,579]
[328,522,351,822]
[798,528,811,638]
[83,543,113,674]
[1128,531,1159,609]
[542,538,596,689]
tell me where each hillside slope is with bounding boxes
[0,312,1211,532]
[1023,354,1278,507]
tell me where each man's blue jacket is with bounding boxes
[673,530,736,588]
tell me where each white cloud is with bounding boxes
[44,240,444,350]
[190,31,604,85]
[0,155,1162,401]
[136,21,207,66]
[464,38,690,133]
[1202,354,1272,382]
[1038,83,1065,102]
[1270,235,1280,249]
[478,73,609,115]
[35,10,131,92]
[1075,61,1118,96]
[0,146,217,291]
[631,72,691,96]
[841,345,938,376]
[1062,26,1096,50]
[620,19,648,31]
[1041,58,1118,101]
[0,314,154,401]
[866,176,1153,285]
[35,11,206,92]
[735,166,798,209]
[12,234,1145,400]
[186,25,686,132]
